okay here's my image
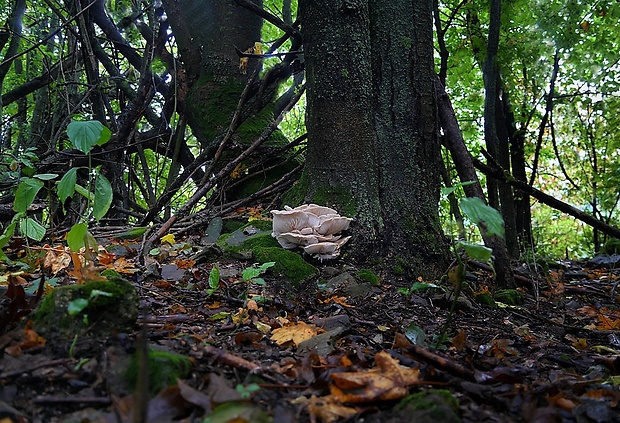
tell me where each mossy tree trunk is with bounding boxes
[299,0,450,278]
[162,0,262,149]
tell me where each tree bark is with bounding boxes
[436,79,515,288]
[299,0,450,278]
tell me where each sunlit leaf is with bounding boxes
[67,223,88,252]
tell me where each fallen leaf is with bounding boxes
[329,351,420,403]
[307,395,359,423]
[161,233,175,245]
[270,322,322,348]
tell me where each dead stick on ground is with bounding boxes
[203,345,279,383]
[407,344,475,381]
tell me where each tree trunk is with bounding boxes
[299,0,450,279]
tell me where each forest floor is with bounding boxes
[1,220,620,423]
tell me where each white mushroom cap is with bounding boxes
[271,204,352,260]
[317,215,352,235]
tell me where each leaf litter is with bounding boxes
[1,229,620,422]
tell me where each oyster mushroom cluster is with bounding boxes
[271,204,352,260]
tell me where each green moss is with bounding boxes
[126,349,192,394]
[281,171,308,207]
[474,293,496,307]
[495,289,523,305]
[396,389,460,422]
[253,247,318,286]
[32,275,139,351]
[357,269,381,286]
[399,36,413,50]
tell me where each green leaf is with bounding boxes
[459,197,505,239]
[457,241,493,263]
[67,223,88,252]
[441,180,475,197]
[0,221,17,250]
[404,323,427,347]
[13,178,44,213]
[67,120,110,154]
[93,172,112,221]
[68,298,89,316]
[74,183,94,201]
[57,167,78,204]
[34,173,58,181]
[208,265,220,290]
[242,262,275,282]
[20,217,46,241]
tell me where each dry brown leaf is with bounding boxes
[110,257,139,274]
[270,322,322,347]
[307,395,359,423]
[329,351,420,403]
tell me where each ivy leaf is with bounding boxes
[93,172,112,221]
[67,120,111,154]
[57,167,78,205]
[459,197,505,239]
[20,217,46,241]
[14,178,44,213]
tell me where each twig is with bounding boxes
[407,344,475,381]
[0,359,73,380]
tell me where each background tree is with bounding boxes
[297,0,451,278]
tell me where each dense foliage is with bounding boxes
[1,0,618,259]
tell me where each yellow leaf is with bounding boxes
[161,233,175,245]
[270,322,322,347]
[230,163,247,179]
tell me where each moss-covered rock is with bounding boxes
[495,289,523,305]
[357,268,381,286]
[474,293,496,307]
[125,348,192,394]
[253,247,318,286]
[394,389,461,423]
[32,272,138,353]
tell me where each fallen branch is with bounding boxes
[472,158,620,240]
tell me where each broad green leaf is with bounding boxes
[457,241,493,263]
[34,173,58,181]
[20,217,46,241]
[459,197,505,239]
[68,298,89,316]
[209,265,220,290]
[74,183,94,201]
[13,178,44,213]
[93,172,112,221]
[67,223,88,252]
[57,167,78,204]
[67,120,110,154]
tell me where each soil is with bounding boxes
[1,231,620,423]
